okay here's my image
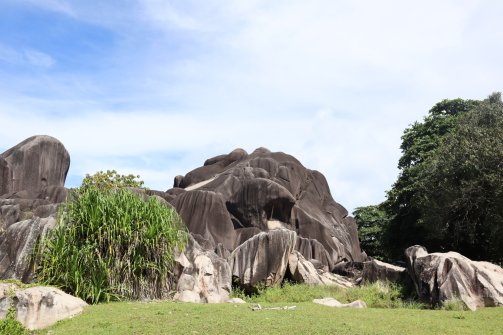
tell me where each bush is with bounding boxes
[440,298,468,311]
[35,173,188,304]
[0,308,28,335]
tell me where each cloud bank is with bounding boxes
[1,0,502,212]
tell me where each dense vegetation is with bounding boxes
[35,171,188,303]
[355,93,503,263]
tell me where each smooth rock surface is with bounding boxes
[230,230,297,291]
[169,148,363,275]
[0,284,86,330]
[1,135,70,195]
[287,251,353,288]
[313,297,367,308]
[405,245,503,310]
[362,259,408,284]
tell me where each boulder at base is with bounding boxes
[0,283,87,330]
[174,235,231,303]
[405,245,503,310]
[313,297,367,308]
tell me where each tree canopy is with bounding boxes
[355,93,503,263]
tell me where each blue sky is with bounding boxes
[1,0,502,212]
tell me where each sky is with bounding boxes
[1,1,502,213]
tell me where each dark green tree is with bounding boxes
[381,97,480,260]
[413,93,503,262]
[353,205,388,260]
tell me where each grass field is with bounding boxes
[36,301,503,335]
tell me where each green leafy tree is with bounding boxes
[382,98,480,259]
[36,171,187,303]
[413,93,503,262]
[353,205,388,260]
[80,169,144,191]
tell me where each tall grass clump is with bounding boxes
[35,172,188,304]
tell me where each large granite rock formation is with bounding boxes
[0,136,70,282]
[405,245,503,310]
[1,135,70,195]
[168,148,363,291]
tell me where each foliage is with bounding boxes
[37,300,503,335]
[0,307,28,335]
[233,281,424,309]
[413,94,503,262]
[381,97,481,260]
[80,170,145,191]
[36,172,188,304]
[353,205,389,260]
[440,299,468,311]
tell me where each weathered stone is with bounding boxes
[0,284,86,330]
[362,259,408,284]
[174,236,231,303]
[227,297,246,304]
[1,135,70,194]
[0,157,10,196]
[169,147,363,275]
[230,230,297,291]
[287,251,353,288]
[313,297,367,308]
[405,245,503,310]
[0,216,56,281]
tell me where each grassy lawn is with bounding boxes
[36,301,503,335]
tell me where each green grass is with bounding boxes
[236,281,424,308]
[34,301,503,335]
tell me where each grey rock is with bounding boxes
[313,297,367,308]
[0,216,56,281]
[0,284,86,330]
[1,135,70,195]
[287,251,353,288]
[230,230,297,291]
[362,259,408,284]
[405,245,503,310]
[174,235,231,303]
[169,147,363,274]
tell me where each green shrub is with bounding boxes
[440,298,468,311]
[0,308,28,335]
[80,170,145,191]
[35,173,187,304]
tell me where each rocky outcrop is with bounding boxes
[313,297,367,308]
[0,283,87,330]
[1,135,70,195]
[287,251,353,287]
[362,259,408,284]
[230,229,297,292]
[0,136,69,281]
[168,148,362,280]
[174,235,232,303]
[405,245,503,310]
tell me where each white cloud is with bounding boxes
[1,0,503,212]
[23,49,55,68]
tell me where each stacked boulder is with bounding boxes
[0,135,70,281]
[166,147,363,295]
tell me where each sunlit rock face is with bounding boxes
[168,147,363,279]
[405,245,503,310]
